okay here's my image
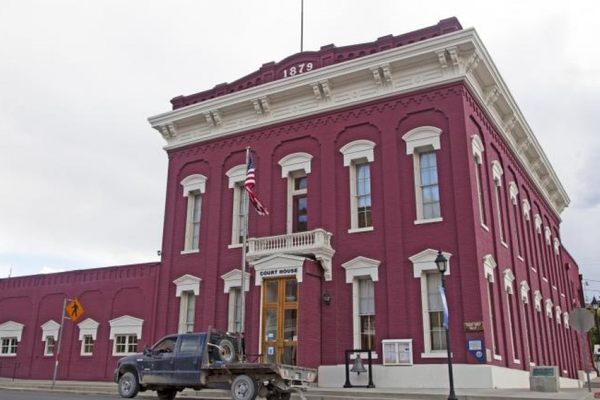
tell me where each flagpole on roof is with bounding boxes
[239,146,250,361]
[300,0,304,52]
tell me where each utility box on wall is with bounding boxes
[530,366,560,392]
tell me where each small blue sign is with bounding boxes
[466,339,485,363]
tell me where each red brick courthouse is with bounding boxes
[0,18,588,388]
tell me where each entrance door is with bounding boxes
[262,277,298,365]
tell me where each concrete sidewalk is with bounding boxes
[0,377,597,400]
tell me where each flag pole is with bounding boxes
[51,297,68,389]
[300,0,304,52]
[239,147,251,361]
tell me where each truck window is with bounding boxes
[179,336,200,353]
[153,337,177,353]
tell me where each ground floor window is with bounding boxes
[358,278,376,350]
[81,334,94,355]
[1,337,17,356]
[44,336,56,356]
[426,273,446,351]
[114,334,138,355]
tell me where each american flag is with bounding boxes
[245,156,269,216]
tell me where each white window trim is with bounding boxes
[555,306,562,325]
[340,140,375,231]
[482,255,500,359]
[80,334,95,356]
[0,337,18,357]
[279,154,311,234]
[502,270,518,363]
[534,214,542,234]
[41,320,60,356]
[173,274,201,297]
[409,249,452,356]
[563,312,569,328]
[553,238,560,255]
[78,318,99,356]
[180,174,207,253]
[221,269,250,332]
[343,256,380,356]
[226,165,247,246]
[534,291,542,312]
[112,334,139,356]
[109,315,143,356]
[544,226,552,245]
[508,181,519,205]
[472,135,487,229]
[491,160,504,185]
[402,126,443,223]
[173,274,201,334]
[278,152,312,178]
[519,281,530,304]
[522,199,531,221]
[0,321,24,357]
[545,299,553,318]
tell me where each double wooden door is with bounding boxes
[261,277,298,365]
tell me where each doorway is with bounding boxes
[261,277,298,365]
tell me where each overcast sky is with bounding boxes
[1,1,598,298]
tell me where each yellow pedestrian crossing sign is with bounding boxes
[66,298,84,321]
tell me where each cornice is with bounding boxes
[148,28,569,216]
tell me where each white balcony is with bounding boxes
[246,228,335,280]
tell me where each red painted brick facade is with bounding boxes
[0,19,585,384]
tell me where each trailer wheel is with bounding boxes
[157,387,177,400]
[118,371,140,398]
[231,374,257,400]
[215,337,237,363]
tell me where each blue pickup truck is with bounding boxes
[114,330,316,400]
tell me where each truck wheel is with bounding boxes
[118,371,140,398]
[231,374,257,400]
[157,388,177,400]
[216,337,237,363]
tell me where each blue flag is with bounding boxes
[439,285,449,329]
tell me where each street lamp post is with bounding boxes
[435,250,457,400]
[591,297,600,369]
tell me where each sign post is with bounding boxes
[569,307,595,392]
[52,297,84,389]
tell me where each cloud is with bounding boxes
[39,266,66,275]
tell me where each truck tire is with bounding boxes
[215,337,237,363]
[118,371,140,398]
[231,374,257,400]
[157,388,177,400]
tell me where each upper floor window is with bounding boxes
[402,126,443,224]
[279,153,312,233]
[180,174,207,253]
[340,140,375,232]
[471,135,487,227]
[226,165,248,246]
[491,160,507,244]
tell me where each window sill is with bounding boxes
[350,352,378,360]
[530,267,537,273]
[552,286,557,291]
[542,277,548,282]
[43,354,54,357]
[493,354,502,361]
[227,243,243,249]
[501,241,509,249]
[517,256,524,262]
[420,352,451,358]
[480,223,490,232]
[414,217,443,225]
[80,353,93,357]
[348,226,374,234]
[513,359,521,364]
[530,362,536,367]
[561,293,566,298]
[180,249,200,255]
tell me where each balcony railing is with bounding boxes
[246,228,335,280]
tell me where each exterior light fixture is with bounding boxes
[322,291,332,305]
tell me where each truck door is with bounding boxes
[143,336,177,385]
[173,334,206,385]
